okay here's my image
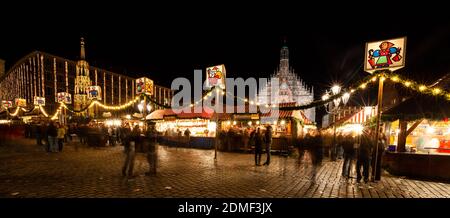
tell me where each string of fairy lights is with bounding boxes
[2,71,450,119]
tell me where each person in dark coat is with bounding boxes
[341,134,355,179]
[122,124,139,177]
[145,123,158,176]
[253,128,263,166]
[372,128,387,181]
[263,125,273,166]
[357,128,373,183]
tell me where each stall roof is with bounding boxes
[382,95,450,121]
[383,73,450,121]
[148,103,313,123]
[147,106,214,120]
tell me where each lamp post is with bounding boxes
[323,85,350,161]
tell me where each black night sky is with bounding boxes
[2,4,450,116]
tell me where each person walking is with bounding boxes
[46,122,58,153]
[263,125,273,166]
[254,128,263,166]
[35,122,43,146]
[357,128,373,183]
[310,130,323,182]
[122,124,139,178]
[57,123,66,152]
[341,133,355,179]
[145,123,158,176]
[372,128,387,181]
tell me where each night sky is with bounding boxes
[1,5,450,119]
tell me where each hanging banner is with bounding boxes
[87,86,102,100]
[205,64,226,90]
[136,77,154,96]
[1,100,13,108]
[14,98,27,107]
[364,37,406,73]
[57,92,72,104]
[34,96,45,106]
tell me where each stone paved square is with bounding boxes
[1,139,449,198]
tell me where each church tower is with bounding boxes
[258,39,316,122]
[74,37,92,115]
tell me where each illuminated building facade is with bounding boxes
[0,38,173,117]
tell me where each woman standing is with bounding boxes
[254,128,263,166]
[57,124,66,152]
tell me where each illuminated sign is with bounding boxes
[364,37,406,73]
[205,64,226,90]
[136,77,154,96]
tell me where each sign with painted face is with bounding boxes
[14,98,27,107]
[136,77,154,96]
[87,86,102,100]
[205,64,226,90]
[57,92,72,104]
[34,96,45,106]
[364,37,406,73]
[2,100,13,108]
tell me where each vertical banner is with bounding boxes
[364,37,406,73]
[205,64,226,90]
[136,77,154,96]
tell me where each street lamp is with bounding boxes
[323,84,350,161]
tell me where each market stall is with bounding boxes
[382,94,450,180]
[146,107,215,149]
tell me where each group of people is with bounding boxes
[121,122,159,178]
[297,127,387,183]
[34,121,67,153]
[338,128,387,183]
[249,125,273,166]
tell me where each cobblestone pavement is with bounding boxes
[0,139,449,198]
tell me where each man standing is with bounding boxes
[372,128,386,181]
[46,122,58,153]
[357,128,373,183]
[263,125,273,166]
[341,133,355,179]
[122,124,139,178]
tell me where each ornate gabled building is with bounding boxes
[258,42,315,122]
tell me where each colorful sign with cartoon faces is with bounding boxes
[34,96,45,106]
[87,86,102,100]
[2,100,13,108]
[136,77,154,96]
[205,64,226,90]
[14,98,27,107]
[364,37,406,73]
[57,92,72,104]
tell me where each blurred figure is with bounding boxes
[341,133,355,179]
[253,128,263,166]
[310,130,323,181]
[57,123,66,152]
[35,122,43,146]
[145,122,158,176]
[372,128,387,181]
[357,128,373,183]
[46,122,58,153]
[263,125,273,166]
[122,124,139,177]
